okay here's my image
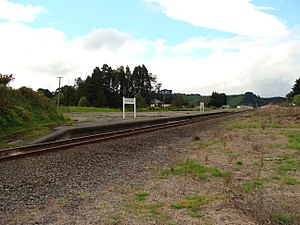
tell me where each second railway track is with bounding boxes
[0,110,246,161]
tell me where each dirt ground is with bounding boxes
[2,108,300,225]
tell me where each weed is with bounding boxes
[221,133,233,148]
[276,164,296,172]
[124,201,167,221]
[284,178,300,185]
[226,151,239,163]
[274,212,293,224]
[261,120,267,130]
[55,191,87,206]
[272,175,283,180]
[194,140,220,148]
[136,192,150,201]
[241,180,264,193]
[273,154,299,174]
[161,159,225,179]
[95,203,109,210]
[112,214,123,224]
[223,171,234,189]
[171,195,207,218]
[236,160,243,165]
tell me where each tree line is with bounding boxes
[36,63,229,109]
[38,64,160,108]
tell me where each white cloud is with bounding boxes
[1,19,299,97]
[145,0,288,37]
[148,37,300,97]
[0,0,45,23]
[75,28,131,52]
[0,1,298,97]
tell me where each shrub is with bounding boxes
[0,86,66,135]
[78,96,90,107]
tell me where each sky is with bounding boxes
[0,0,300,97]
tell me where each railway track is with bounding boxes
[0,111,245,161]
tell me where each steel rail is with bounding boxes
[0,111,243,161]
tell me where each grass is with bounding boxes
[236,160,243,165]
[123,201,167,221]
[283,131,300,150]
[62,106,122,113]
[241,180,264,193]
[222,114,300,130]
[274,212,293,225]
[136,192,150,201]
[161,159,225,178]
[194,140,221,148]
[0,126,50,148]
[0,86,68,136]
[274,154,299,173]
[55,191,88,206]
[171,195,208,218]
[284,178,300,185]
[267,153,300,186]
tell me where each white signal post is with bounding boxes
[200,102,205,112]
[123,97,136,119]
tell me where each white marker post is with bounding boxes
[123,97,136,119]
[200,102,205,112]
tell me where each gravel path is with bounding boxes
[0,115,232,224]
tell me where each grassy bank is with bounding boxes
[0,85,70,145]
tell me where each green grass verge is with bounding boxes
[61,106,122,113]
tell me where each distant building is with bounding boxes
[150,99,163,107]
[160,89,172,95]
[237,105,253,109]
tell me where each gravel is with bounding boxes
[0,115,231,224]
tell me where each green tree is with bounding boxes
[86,67,107,107]
[286,77,300,101]
[37,88,53,99]
[60,85,77,106]
[208,92,227,107]
[43,64,158,109]
[135,93,146,109]
[0,74,14,86]
[132,65,156,105]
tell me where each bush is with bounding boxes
[78,96,90,107]
[292,94,300,106]
[0,86,66,135]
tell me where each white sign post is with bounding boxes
[123,97,136,119]
[200,102,205,112]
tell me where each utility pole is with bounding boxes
[57,76,62,108]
